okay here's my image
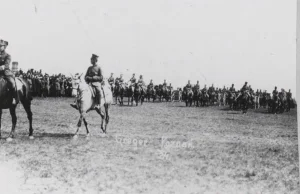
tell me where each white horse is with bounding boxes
[71,75,113,138]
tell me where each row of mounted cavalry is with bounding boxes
[180,87,295,114]
[112,82,173,106]
[112,82,296,114]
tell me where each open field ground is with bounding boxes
[0,98,298,194]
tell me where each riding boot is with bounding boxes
[94,88,101,110]
[70,99,78,110]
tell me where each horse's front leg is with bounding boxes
[82,116,90,137]
[96,108,106,133]
[0,109,2,138]
[74,114,83,139]
[7,107,17,141]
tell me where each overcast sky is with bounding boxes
[1,0,296,93]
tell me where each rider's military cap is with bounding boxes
[91,54,99,59]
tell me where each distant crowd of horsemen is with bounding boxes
[6,68,294,114]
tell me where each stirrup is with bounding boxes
[70,103,78,110]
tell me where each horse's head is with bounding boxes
[70,73,84,97]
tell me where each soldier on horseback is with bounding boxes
[116,74,124,88]
[162,79,167,89]
[209,84,215,93]
[272,86,278,100]
[222,86,227,93]
[287,89,292,109]
[137,75,146,93]
[229,84,235,92]
[70,54,103,110]
[186,80,192,90]
[202,84,208,93]
[148,79,154,89]
[256,89,260,96]
[85,54,103,110]
[0,40,18,104]
[168,83,173,91]
[287,89,292,99]
[108,73,114,92]
[240,82,250,95]
[194,81,200,90]
[128,73,136,94]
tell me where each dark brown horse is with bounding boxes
[0,76,33,141]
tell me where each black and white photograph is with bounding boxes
[0,0,298,193]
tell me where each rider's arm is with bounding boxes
[84,67,92,82]
[0,53,11,69]
[92,66,103,82]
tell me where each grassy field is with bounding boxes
[0,97,298,194]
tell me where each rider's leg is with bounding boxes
[95,86,101,109]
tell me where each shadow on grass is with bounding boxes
[34,132,74,138]
[227,112,240,115]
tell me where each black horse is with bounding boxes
[114,81,125,106]
[236,91,250,114]
[183,87,193,107]
[0,76,33,141]
[129,83,144,106]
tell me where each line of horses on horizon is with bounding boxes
[110,81,296,115]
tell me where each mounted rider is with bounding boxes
[162,79,167,89]
[202,84,208,93]
[208,84,215,94]
[255,89,260,97]
[221,86,226,93]
[249,85,254,96]
[85,54,103,110]
[70,54,103,110]
[148,79,154,89]
[115,74,124,89]
[137,75,146,93]
[280,88,287,98]
[168,83,173,91]
[185,80,192,90]
[272,86,278,100]
[0,39,18,104]
[108,73,115,92]
[229,84,235,92]
[194,81,200,90]
[128,73,136,94]
[240,82,250,95]
[287,89,292,99]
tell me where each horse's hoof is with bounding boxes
[73,135,78,139]
[29,136,34,140]
[6,137,13,142]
